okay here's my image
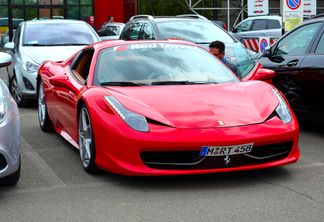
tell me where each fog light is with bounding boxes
[23,77,34,90]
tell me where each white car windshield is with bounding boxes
[23,23,98,46]
[94,43,238,86]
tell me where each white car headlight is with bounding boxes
[23,56,40,73]
[104,96,149,132]
[273,88,292,124]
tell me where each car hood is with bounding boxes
[22,46,85,64]
[105,81,278,129]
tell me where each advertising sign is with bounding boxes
[259,37,270,53]
[248,0,269,16]
[303,0,316,17]
[283,0,303,32]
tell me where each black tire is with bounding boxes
[37,79,53,132]
[9,75,27,107]
[0,158,21,186]
[78,105,97,173]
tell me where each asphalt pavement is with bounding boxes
[1,67,324,222]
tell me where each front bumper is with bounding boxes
[0,96,20,178]
[15,65,37,99]
[92,112,300,176]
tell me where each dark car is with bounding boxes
[258,18,324,122]
[120,14,260,80]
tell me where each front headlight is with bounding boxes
[273,88,292,124]
[23,56,40,73]
[104,96,149,132]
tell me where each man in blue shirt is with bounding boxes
[209,40,237,73]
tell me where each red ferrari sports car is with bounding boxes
[37,40,300,176]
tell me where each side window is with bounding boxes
[315,33,324,55]
[71,49,94,84]
[122,22,142,40]
[251,20,267,31]
[268,20,281,29]
[235,20,252,33]
[140,23,155,40]
[274,23,321,56]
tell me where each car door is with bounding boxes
[248,19,268,37]
[55,49,94,141]
[294,25,324,114]
[267,19,282,39]
[232,19,253,40]
[259,22,323,108]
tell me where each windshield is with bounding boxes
[156,20,234,43]
[94,43,238,86]
[98,25,124,37]
[23,23,98,46]
[224,45,256,79]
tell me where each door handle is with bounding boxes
[287,60,299,67]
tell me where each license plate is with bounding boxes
[200,143,254,157]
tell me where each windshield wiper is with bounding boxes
[23,43,52,46]
[150,81,217,85]
[195,42,211,44]
[53,43,89,46]
[100,81,146,86]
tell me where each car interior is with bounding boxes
[71,50,94,84]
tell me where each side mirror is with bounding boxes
[262,46,272,58]
[0,52,12,68]
[4,42,15,50]
[253,67,276,84]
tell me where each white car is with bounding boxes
[232,15,282,41]
[5,19,101,107]
[97,22,125,40]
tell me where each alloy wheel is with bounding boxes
[38,83,46,126]
[78,107,93,168]
[11,77,22,103]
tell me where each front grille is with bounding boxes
[0,154,7,170]
[141,142,293,170]
[141,151,203,166]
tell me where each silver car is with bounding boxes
[0,52,20,185]
[5,19,101,107]
[232,15,282,41]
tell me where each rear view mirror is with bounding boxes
[252,68,276,84]
[4,42,14,50]
[0,52,12,68]
[262,46,272,57]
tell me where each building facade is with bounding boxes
[0,0,137,39]
[1,0,324,40]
